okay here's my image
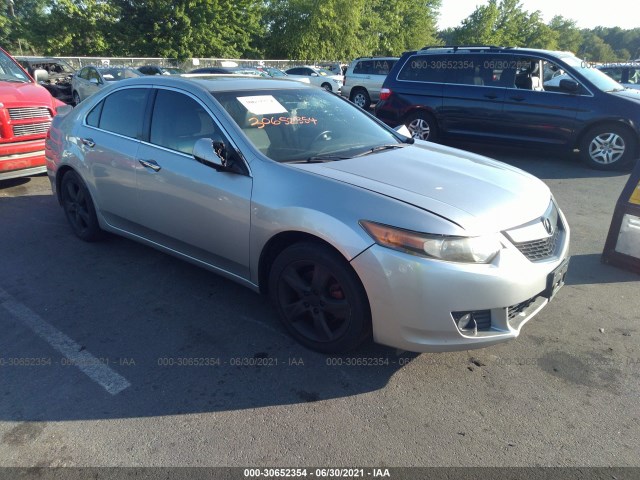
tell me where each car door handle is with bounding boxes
[80,137,95,148]
[509,96,526,102]
[484,94,499,99]
[139,159,162,172]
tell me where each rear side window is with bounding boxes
[353,61,372,74]
[91,88,148,139]
[397,55,451,83]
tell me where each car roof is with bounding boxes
[409,46,575,58]
[114,75,313,92]
[15,56,62,63]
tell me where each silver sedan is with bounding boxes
[46,76,570,353]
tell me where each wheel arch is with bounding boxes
[258,231,357,295]
[575,119,639,156]
[55,165,78,205]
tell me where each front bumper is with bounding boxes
[0,139,47,180]
[350,224,570,352]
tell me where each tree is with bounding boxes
[579,32,620,62]
[447,0,557,49]
[24,0,117,56]
[263,0,440,61]
[549,16,583,53]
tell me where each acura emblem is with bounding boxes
[542,217,554,235]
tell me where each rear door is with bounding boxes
[440,54,508,141]
[78,87,149,228]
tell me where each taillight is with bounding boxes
[379,88,391,101]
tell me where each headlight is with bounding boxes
[360,220,502,264]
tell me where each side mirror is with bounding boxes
[34,69,49,82]
[56,105,74,116]
[193,138,239,172]
[559,79,580,93]
[394,124,412,138]
[310,72,319,77]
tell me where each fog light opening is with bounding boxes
[457,313,478,335]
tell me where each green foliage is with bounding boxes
[549,16,583,53]
[2,0,638,65]
[447,0,557,49]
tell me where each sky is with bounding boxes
[438,0,639,30]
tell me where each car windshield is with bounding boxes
[213,88,403,163]
[99,68,142,81]
[265,68,287,77]
[316,68,333,76]
[561,55,625,92]
[0,50,31,83]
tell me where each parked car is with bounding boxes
[376,46,640,170]
[285,66,343,91]
[321,62,348,76]
[137,65,185,76]
[189,66,266,76]
[342,56,399,109]
[596,63,640,90]
[71,66,142,104]
[46,75,570,353]
[15,56,76,104]
[255,66,311,84]
[0,47,66,181]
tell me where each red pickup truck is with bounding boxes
[0,46,65,181]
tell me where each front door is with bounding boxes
[135,88,253,278]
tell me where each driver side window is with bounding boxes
[150,89,225,156]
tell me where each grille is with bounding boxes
[13,122,52,137]
[508,295,539,320]
[8,107,52,120]
[513,229,559,261]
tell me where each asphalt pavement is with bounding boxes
[0,149,639,468]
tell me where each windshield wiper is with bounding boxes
[286,153,351,163]
[352,144,406,158]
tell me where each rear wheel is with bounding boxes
[405,111,438,142]
[269,242,371,353]
[350,88,371,109]
[579,124,637,170]
[61,171,103,242]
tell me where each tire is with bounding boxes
[60,171,104,242]
[268,242,372,353]
[321,82,332,91]
[579,124,637,170]
[405,111,438,142]
[350,88,371,110]
[72,91,81,106]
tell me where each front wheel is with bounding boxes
[405,111,438,142]
[579,124,637,170]
[269,243,372,353]
[321,82,332,91]
[61,171,104,242]
[72,91,81,106]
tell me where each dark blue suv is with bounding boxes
[375,46,640,170]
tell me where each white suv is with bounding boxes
[342,57,399,109]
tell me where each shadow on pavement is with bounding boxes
[0,194,417,422]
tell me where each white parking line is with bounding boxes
[0,287,131,395]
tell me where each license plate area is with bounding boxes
[544,257,570,300]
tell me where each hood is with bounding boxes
[610,88,640,103]
[0,80,55,106]
[290,142,551,236]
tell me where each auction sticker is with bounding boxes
[237,95,287,115]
